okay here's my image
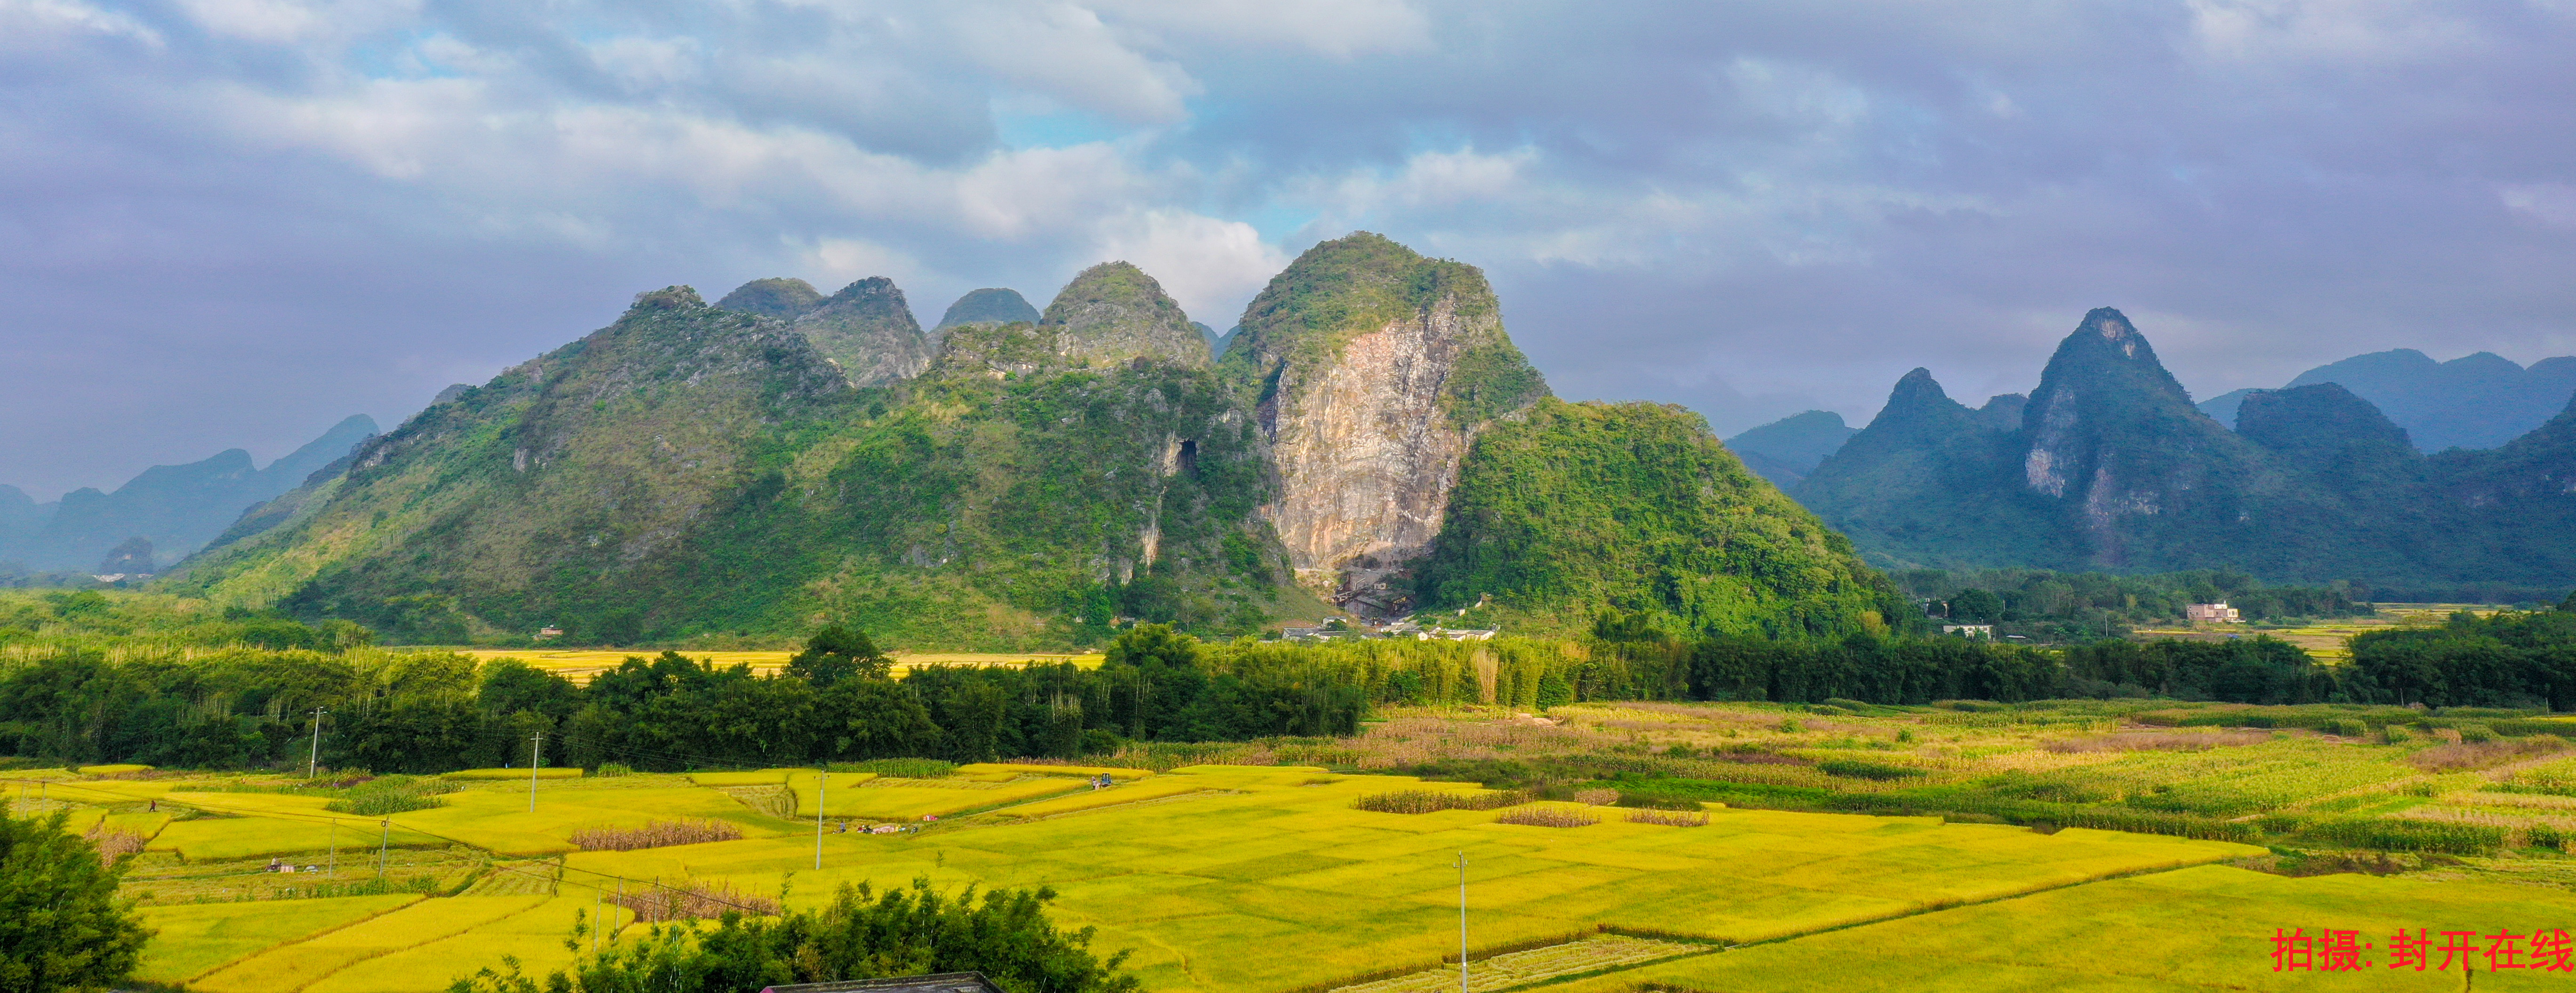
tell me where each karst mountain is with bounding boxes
[168,233,1897,647]
[1794,307,2576,592]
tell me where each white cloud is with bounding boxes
[802,237,921,290]
[2186,0,2487,63]
[0,0,163,47]
[1094,0,1431,59]
[2501,183,2576,229]
[1089,209,1288,325]
[173,0,418,45]
[952,2,1200,123]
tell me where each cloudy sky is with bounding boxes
[4,0,2575,499]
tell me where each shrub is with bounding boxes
[1493,805,1598,827]
[1571,787,1619,806]
[2458,724,2498,744]
[2324,719,2367,738]
[2528,825,2568,852]
[324,775,457,816]
[1777,718,1803,733]
[2381,725,2412,745]
[1816,759,1924,781]
[609,877,782,922]
[594,762,635,777]
[2302,818,2504,855]
[569,819,746,852]
[1626,809,1709,827]
[840,758,958,778]
[1352,790,1528,814]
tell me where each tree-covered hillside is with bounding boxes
[166,237,1920,648]
[1417,400,1900,639]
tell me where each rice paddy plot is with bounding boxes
[1331,934,1704,993]
[305,896,620,993]
[563,765,2258,993]
[386,785,792,856]
[131,894,422,985]
[784,770,1087,820]
[187,895,547,993]
[1536,863,2576,993]
[151,809,446,862]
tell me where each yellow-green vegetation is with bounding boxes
[1540,864,2576,993]
[131,893,423,985]
[563,764,2253,993]
[443,768,584,780]
[388,780,792,856]
[69,702,2576,993]
[151,805,447,862]
[304,896,618,993]
[787,770,1086,820]
[188,895,548,993]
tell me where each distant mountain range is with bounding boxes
[0,416,378,575]
[1725,411,1858,488]
[167,235,1896,646]
[1780,309,2576,593]
[2200,349,2576,452]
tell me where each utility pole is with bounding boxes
[328,819,337,877]
[376,818,390,879]
[815,767,828,870]
[528,732,544,813]
[306,708,329,778]
[1457,850,1469,993]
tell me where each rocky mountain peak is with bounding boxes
[1040,262,1207,368]
[796,277,932,388]
[715,278,823,320]
[1228,232,1548,611]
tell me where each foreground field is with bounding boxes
[35,699,2576,992]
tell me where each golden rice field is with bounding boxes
[2136,603,2499,664]
[35,701,2576,993]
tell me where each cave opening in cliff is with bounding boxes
[1178,439,1198,476]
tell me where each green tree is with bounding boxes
[787,625,893,688]
[1948,588,2006,624]
[0,811,152,993]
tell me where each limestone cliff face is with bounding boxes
[1225,233,1548,610]
[1040,263,1208,368]
[2018,307,2263,566]
[792,278,933,388]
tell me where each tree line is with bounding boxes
[7,598,2576,773]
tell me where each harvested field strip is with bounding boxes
[131,894,422,985]
[1528,864,2576,993]
[1329,934,1705,993]
[991,778,1212,818]
[189,895,546,993]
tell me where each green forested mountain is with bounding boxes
[1796,308,2576,594]
[934,287,1039,331]
[171,236,1896,647]
[1417,399,1899,639]
[1724,410,1857,487]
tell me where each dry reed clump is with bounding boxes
[2042,731,2271,753]
[1351,790,1528,814]
[612,879,780,922]
[2407,739,2568,773]
[1493,805,1599,828]
[1572,788,1619,806]
[568,818,745,852]
[82,823,145,860]
[1626,809,1709,827]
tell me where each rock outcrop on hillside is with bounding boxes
[1040,263,1208,368]
[1223,233,1549,612]
[792,278,933,388]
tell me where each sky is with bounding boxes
[4,0,2575,500]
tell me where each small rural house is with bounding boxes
[2184,602,2241,623]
